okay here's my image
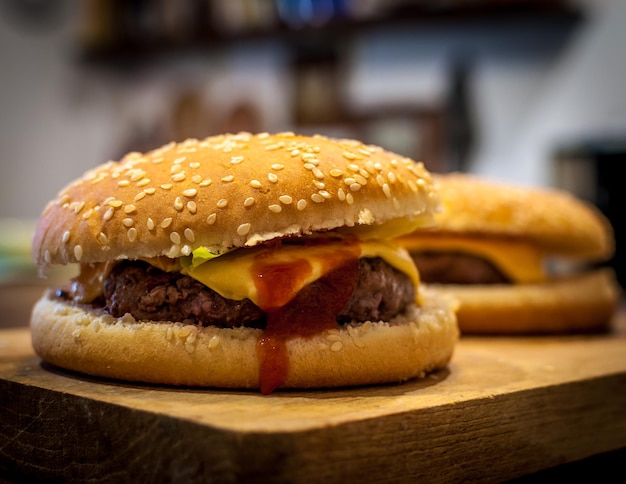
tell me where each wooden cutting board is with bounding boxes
[2,313,626,483]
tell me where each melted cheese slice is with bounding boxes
[182,240,419,306]
[397,234,546,283]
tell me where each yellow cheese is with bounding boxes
[397,234,546,283]
[182,240,419,306]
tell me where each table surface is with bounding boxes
[1,287,626,482]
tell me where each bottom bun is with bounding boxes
[30,289,459,390]
[424,268,621,335]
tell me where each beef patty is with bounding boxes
[102,258,415,328]
[411,251,510,284]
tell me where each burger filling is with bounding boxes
[411,252,510,284]
[397,233,547,284]
[97,257,414,328]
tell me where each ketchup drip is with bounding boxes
[252,241,360,394]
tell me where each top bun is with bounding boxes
[424,173,614,261]
[33,132,440,265]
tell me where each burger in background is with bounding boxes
[30,132,458,394]
[396,172,621,335]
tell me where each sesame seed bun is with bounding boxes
[397,173,621,334]
[31,288,458,389]
[30,132,458,392]
[32,132,440,266]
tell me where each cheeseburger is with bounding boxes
[396,172,620,334]
[31,132,458,393]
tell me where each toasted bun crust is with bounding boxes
[30,289,459,389]
[425,268,620,334]
[32,132,439,266]
[426,173,614,261]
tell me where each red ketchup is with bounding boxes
[252,240,360,394]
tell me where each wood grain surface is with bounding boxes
[1,314,626,483]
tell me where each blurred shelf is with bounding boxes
[77,0,584,70]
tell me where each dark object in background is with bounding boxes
[553,139,626,289]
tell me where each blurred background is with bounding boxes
[0,0,625,324]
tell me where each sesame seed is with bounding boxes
[383,183,391,198]
[230,155,244,165]
[137,178,150,187]
[279,195,293,205]
[172,172,186,182]
[312,168,324,179]
[265,142,284,151]
[208,335,220,349]
[118,180,130,187]
[244,197,255,207]
[350,183,361,192]
[124,204,137,214]
[291,149,300,156]
[167,245,180,258]
[147,218,155,230]
[319,190,331,199]
[170,232,181,244]
[303,163,315,171]
[103,207,114,221]
[184,228,195,242]
[129,169,146,182]
[108,200,123,208]
[330,341,343,352]
[297,199,307,210]
[183,188,197,197]
[122,218,134,227]
[237,223,251,236]
[258,132,270,139]
[97,232,108,244]
[127,228,137,242]
[346,193,354,204]
[271,164,285,170]
[217,199,228,208]
[344,177,356,186]
[311,193,324,203]
[134,192,146,202]
[268,204,282,213]
[348,164,360,172]
[62,231,70,243]
[355,175,367,185]
[181,245,192,256]
[343,152,358,160]
[268,173,278,183]
[338,188,346,201]
[376,174,385,187]
[313,180,325,189]
[199,179,212,187]
[222,175,235,183]
[74,245,83,261]
[329,169,343,177]
[173,156,186,164]
[82,208,93,219]
[207,213,217,225]
[174,197,184,211]
[388,171,397,183]
[152,156,164,164]
[187,201,197,214]
[191,174,202,184]
[161,183,173,190]
[249,180,262,189]
[144,187,156,195]
[189,161,200,169]
[364,161,376,174]
[408,179,418,192]
[161,217,173,228]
